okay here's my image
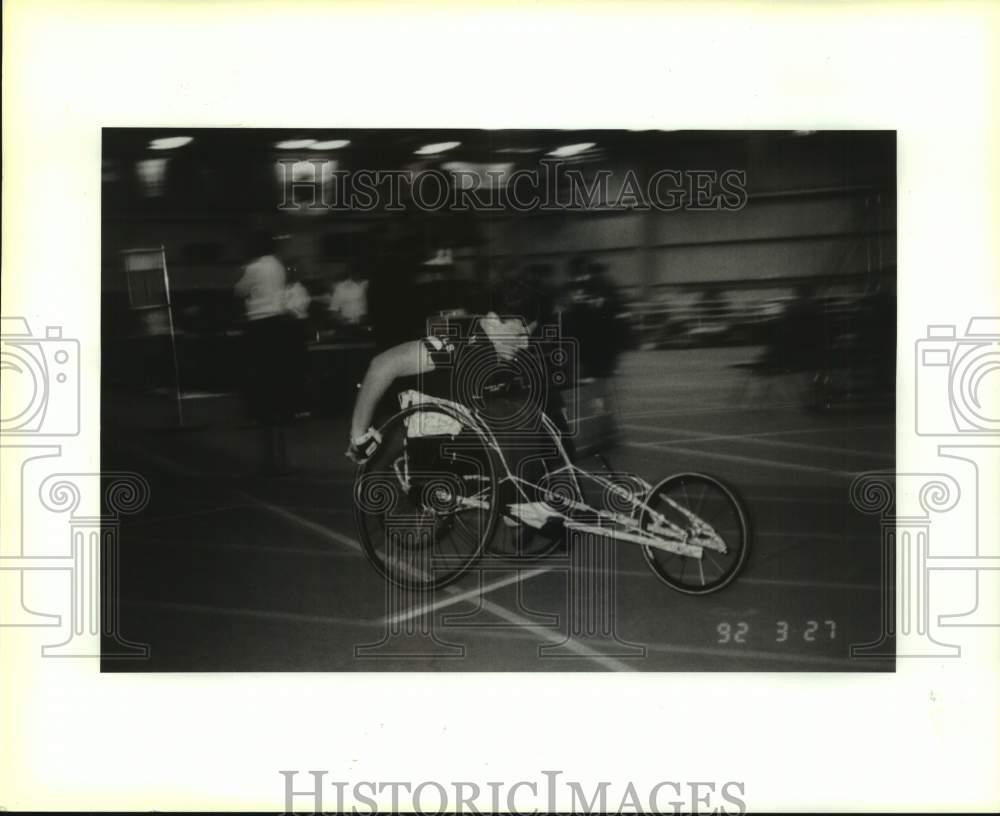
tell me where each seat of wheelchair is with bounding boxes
[398,389,473,438]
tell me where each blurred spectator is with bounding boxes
[235,232,286,322]
[560,257,628,379]
[691,287,733,346]
[234,230,293,474]
[769,283,826,373]
[284,278,311,321]
[283,266,312,417]
[329,267,369,327]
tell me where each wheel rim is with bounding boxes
[355,407,499,589]
[641,474,748,593]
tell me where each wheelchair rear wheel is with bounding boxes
[354,405,501,590]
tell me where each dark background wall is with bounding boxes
[102,129,895,299]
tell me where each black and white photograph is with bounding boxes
[5,1,999,812]
[101,128,897,671]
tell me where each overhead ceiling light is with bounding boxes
[309,139,351,150]
[414,141,461,156]
[496,147,542,155]
[546,142,596,158]
[149,136,193,150]
[442,161,514,189]
[275,138,316,149]
[441,161,513,173]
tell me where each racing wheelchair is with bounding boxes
[353,389,750,594]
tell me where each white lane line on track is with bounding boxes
[621,441,861,479]
[740,577,880,592]
[468,596,633,670]
[756,530,868,541]
[233,484,630,671]
[740,494,849,506]
[193,539,362,559]
[621,422,894,461]
[619,401,802,417]
[135,453,627,668]
[123,504,258,527]
[121,599,380,628]
[237,492,365,553]
[123,504,354,531]
[246,501,632,670]
[440,624,875,669]
[127,599,859,671]
[125,594,862,668]
[254,475,358,485]
[565,563,880,592]
[127,442,871,669]
[386,567,554,626]
[248,500,631,669]
[637,640,874,668]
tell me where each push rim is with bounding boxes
[355,405,500,590]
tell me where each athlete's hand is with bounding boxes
[346,427,382,464]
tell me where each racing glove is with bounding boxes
[346,427,382,464]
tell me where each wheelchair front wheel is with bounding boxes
[639,473,750,595]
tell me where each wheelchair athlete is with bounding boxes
[346,282,573,531]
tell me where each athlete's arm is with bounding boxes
[349,339,436,443]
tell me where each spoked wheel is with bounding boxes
[354,406,500,590]
[640,473,749,594]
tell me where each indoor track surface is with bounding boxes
[103,347,894,672]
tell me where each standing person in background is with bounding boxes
[329,266,369,329]
[775,283,825,374]
[557,257,627,455]
[283,265,312,419]
[234,230,293,474]
[562,256,628,379]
